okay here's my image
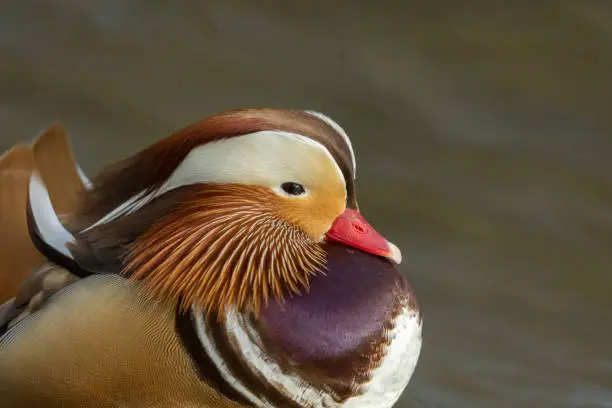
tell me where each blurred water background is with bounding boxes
[1,1,611,407]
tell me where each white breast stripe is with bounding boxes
[193,309,272,407]
[224,310,336,407]
[194,304,422,408]
[344,306,422,407]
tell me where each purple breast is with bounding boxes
[257,242,417,364]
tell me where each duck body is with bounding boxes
[0,244,420,408]
[1,274,237,408]
[0,109,422,407]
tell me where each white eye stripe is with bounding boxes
[162,130,344,193]
[304,111,356,178]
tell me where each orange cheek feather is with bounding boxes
[277,192,345,242]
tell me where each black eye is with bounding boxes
[281,182,306,196]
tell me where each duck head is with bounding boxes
[56,109,401,315]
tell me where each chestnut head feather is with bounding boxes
[69,109,357,315]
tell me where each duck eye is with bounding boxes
[281,182,306,196]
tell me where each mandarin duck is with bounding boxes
[0,109,422,408]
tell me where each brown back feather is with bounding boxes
[0,124,85,303]
[0,146,42,304]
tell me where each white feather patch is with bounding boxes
[160,131,344,195]
[28,173,76,258]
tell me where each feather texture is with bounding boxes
[125,184,326,315]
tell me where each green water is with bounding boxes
[1,1,611,407]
